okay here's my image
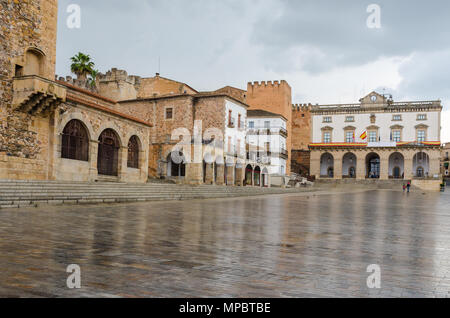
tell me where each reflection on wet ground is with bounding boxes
[0,189,450,298]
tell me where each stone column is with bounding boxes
[139,150,148,183]
[310,151,321,179]
[118,146,128,182]
[226,165,235,186]
[334,152,343,180]
[205,163,214,184]
[380,151,389,180]
[404,152,414,180]
[429,149,441,177]
[216,164,225,185]
[88,140,99,182]
[186,162,203,185]
[235,167,244,186]
[356,151,366,180]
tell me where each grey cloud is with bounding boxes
[251,0,450,73]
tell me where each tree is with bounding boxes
[70,52,97,82]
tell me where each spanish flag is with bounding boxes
[360,131,367,140]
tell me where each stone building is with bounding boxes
[291,104,312,177]
[1,0,151,183]
[309,92,443,191]
[118,89,270,186]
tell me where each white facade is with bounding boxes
[312,110,440,144]
[224,99,247,160]
[247,113,288,175]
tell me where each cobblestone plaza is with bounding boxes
[1,189,449,298]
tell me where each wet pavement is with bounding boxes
[0,189,450,298]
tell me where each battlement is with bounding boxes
[56,75,98,93]
[98,68,141,87]
[293,103,312,111]
[247,80,289,88]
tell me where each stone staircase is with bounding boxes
[0,180,313,209]
[314,179,415,190]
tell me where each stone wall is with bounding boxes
[291,150,310,176]
[0,0,58,180]
[137,74,197,99]
[292,104,311,150]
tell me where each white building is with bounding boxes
[246,110,288,176]
[309,92,443,191]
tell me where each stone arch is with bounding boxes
[97,128,121,176]
[342,152,357,178]
[245,164,253,186]
[61,119,89,162]
[166,151,186,178]
[262,167,269,187]
[23,47,46,77]
[254,166,262,187]
[59,111,95,141]
[366,152,381,179]
[413,152,430,178]
[95,122,124,147]
[389,152,404,179]
[127,135,140,169]
[320,153,334,178]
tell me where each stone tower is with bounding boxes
[291,104,312,176]
[0,0,58,82]
[246,81,293,174]
[1,0,60,179]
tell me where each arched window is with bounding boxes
[127,136,140,169]
[61,120,89,161]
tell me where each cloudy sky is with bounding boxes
[56,0,450,142]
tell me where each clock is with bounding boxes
[371,95,377,102]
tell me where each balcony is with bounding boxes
[12,75,66,116]
[228,118,235,129]
[280,148,288,159]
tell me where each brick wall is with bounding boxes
[291,105,312,150]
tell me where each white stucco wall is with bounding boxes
[224,100,247,155]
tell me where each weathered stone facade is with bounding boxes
[291,104,312,176]
[1,0,151,183]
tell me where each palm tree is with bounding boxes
[70,52,95,81]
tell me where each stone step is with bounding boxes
[0,180,310,209]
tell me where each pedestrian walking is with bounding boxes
[403,184,406,193]
[407,182,411,193]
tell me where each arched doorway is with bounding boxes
[254,166,261,187]
[320,153,334,178]
[413,152,430,178]
[167,151,186,178]
[245,165,253,186]
[342,152,356,178]
[61,119,89,162]
[366,153,380,179]
[97,129,120,176]
[389,152,404,179]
